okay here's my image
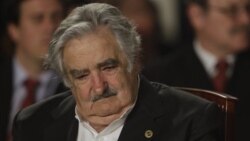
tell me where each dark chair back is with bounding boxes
[176,87,238,141]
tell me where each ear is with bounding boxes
[187,3,207,31]
[7,23,20,43]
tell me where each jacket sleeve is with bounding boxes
[12,110,22,141]
[189,102,224,141]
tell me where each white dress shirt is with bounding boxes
[75,105,134,141]
[193,40,235,78]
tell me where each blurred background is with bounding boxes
[0,0,192,56]
[1,0,250,141]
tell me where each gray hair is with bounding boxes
[46,3,141,87]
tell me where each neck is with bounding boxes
[15,49,44,79]
[78,102,134,133]
[197,36,231,59]
[87,106,130,133]
[90,123,108,133]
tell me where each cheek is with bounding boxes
[213,19,232,36]
[109,71,134,96]
[19,29,39,46]
[72,82,92,102]
[107,70,129,89]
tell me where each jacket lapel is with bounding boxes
[186,47,214,89]
[118,76,173,141]
[43,94,78,141]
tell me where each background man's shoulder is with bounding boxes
[15,91,73,122]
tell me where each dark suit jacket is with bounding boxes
[0,55,67,141]
[12,76,223,141]
[143,46,250,141]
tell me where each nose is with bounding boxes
[91,72,107,95]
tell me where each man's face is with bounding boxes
[200,0,250,53]
[11,0,63,60]
[63,27,139,127]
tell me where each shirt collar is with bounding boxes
[13,57,56,87]
[13,57,28,88]
[193,40,235,77]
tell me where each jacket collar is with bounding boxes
[44,92,77,141]
[46,75,173,141]
[118,75,173,141]
[51,92,75,119]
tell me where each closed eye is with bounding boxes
[75,74,88,80]
[103,64,118,71]
[70,69,89,80]
[99,59,119,74]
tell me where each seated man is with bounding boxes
[12,3,223,141]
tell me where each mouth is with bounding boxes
[230,25,250,35]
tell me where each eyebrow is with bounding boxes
[69,58,119,78]
[97,58,119,68]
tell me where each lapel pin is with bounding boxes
[144,130,153,139]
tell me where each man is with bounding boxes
[12,3,223,141]
[143,0,250,140]
[0,0,66,140]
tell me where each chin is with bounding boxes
[230,38,249,53]
[229,46,248,54]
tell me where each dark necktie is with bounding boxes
[7,79,39,141]
[22,78,39,108]
[213,59,228,93]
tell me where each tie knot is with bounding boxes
[216,59,228,72]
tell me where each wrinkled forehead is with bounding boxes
[82,26,124,53]
[62,27,130,71]
[63,26,125,60]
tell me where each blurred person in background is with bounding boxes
[143,0,250,140]
[0,0,66,140]
[88,0,173,67]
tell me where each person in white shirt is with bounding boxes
[12,3,223,141]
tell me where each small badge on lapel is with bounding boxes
[144,130,153,139]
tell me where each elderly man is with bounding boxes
[12,3,222,141]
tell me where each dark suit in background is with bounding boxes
[12,76,223,141]
[143,46,250,141]
[0,0,65,140]
[0,55,67,141]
